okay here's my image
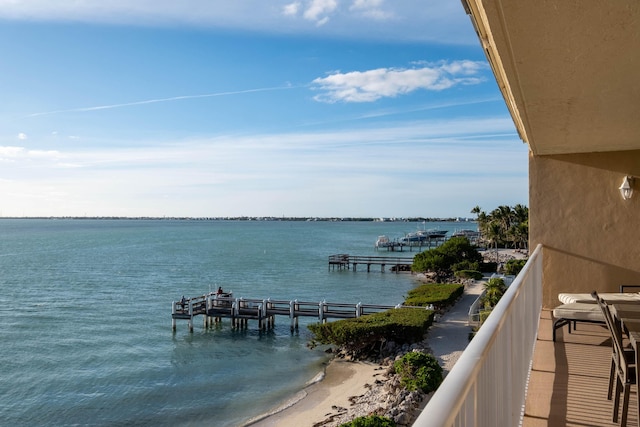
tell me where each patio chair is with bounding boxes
[559,286,640,304]
[593,291,637,427]
[552,286,640,342]
[552,302,605,342]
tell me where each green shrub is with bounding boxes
[480,277,507,308]
[504,258,527,276]
[340,415,396,427]
[307,279,462,357]
[480,261,498,273]
[451,260,480,272]
[412,237,483,281]
[393,351,443,393]
[479,308,493,323]
[308,309,434,357]
[404,283,464,308]
[454,270,483,280]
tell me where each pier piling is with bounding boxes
[172,292,424,332]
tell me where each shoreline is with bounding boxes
[246,358,385,427]
[246,249,526,427]
[242,371,325,426]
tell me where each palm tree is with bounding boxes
[482,277,507,308]
[471,206,489,248]
[512,204,528,223]
[471,204,529,253]
[510,222,529,250]
[495,205,513,245]
[486,222,502,262]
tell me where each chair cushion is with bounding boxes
[558,292,640,304]
[553,303,605,322]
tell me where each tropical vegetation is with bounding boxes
[307,308,435,358]
[471,204,529,251]
[339,415,396,427]
[307,284,463,358]
[411,236,483,282]
[393,351,443,393]
[480,277,507,309]
[503,258,527,276]
[403,283,464,309]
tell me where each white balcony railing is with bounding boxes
[414,244,543,427]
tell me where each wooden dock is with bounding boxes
[172,292,423,332]
[328,254,414,273]
[375,239,444,252]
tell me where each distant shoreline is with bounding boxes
[0,216,477,222]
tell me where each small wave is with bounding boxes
[240,389,308,426]
[241,365,327,426]
[306,370,325,386]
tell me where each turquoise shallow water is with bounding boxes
[0,219,469,426]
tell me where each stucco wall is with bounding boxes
[530,150,640,308]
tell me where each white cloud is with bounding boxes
[349,0,391,20]
[303,0,337,24]
[282,2,300,16]
[283,0,393,26]
[351,0,384,8]
[283,0,338,26]
[312,60,488,103]
[18,132,28,140]
[0,146,26,158]
[0,0,477,44]
[28,150,63,159]
[0,145,62,162]
[0,116,526,217]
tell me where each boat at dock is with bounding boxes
[451,229,481,242]
[423,229,448,238]
[375,235,393,248]
[374,235,405,251]
[400,229,448,243]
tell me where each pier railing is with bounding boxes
[328,254,414,272]
[172,293,423,332]
[414,244,543,427]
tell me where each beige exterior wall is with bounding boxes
[530,150,640,308]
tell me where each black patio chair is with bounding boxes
[593,290,637,427]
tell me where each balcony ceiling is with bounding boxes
[464,0,640,155]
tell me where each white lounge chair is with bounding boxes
[552,285,640,341]
[552,303,605,341]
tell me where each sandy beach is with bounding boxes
[248,360,384,427]
[248,249,526,427]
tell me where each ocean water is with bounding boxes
[0,219,470,426]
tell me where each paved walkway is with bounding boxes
[425,280,484,373]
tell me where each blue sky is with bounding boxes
[0,0,528,218]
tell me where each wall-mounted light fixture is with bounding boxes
[619,176,634,200]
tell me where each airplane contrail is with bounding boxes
[25,85,297,118]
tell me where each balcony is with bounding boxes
[414,244,637,426]
[524,310,636,426]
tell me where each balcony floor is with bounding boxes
[524,309,637,427]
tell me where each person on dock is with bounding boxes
[217,286,224,295]
[180,295,186,311]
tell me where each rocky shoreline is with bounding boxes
[315,342,435,427]
[310,275,492,427]
[315,250,528,426]
[251,250,525,427]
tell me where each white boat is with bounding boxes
[375,235,393,248]
[401,229,448,243]
[452,229,481,240]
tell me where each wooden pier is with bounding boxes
[172,292,422,332]
[374,239,444,252]
[328,254,414,273]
